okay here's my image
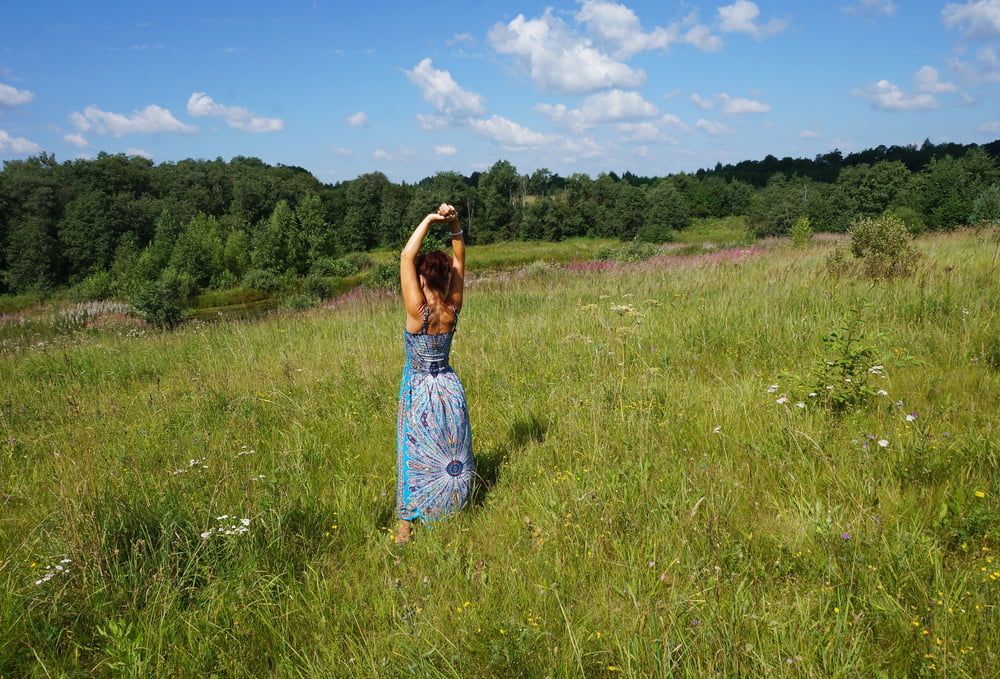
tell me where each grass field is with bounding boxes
[1,232,998,677]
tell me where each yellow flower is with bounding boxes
[975,490,986,498]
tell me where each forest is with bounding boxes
[1,138,998,300]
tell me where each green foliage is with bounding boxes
[242,268,283,294]
[849,214,920,278]
[641,181,688,242]
[789,216,814,247]
[883,205,926,235]
[304,275,336,299]
[970,184,1000,226]
[130,267,188,328]
[169,213,225,289]
[75,270,116,301]
[808,313,886,413]
[595,240,661,262]
[4,216,57,293]
[365,261,401,291]
[282,292,319,310]
[310,252,373,277]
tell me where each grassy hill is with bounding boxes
[1,231,998,677]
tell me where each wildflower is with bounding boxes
[905,413,917,422]
[796,402,806,409]
[690,618,702,627]
[767,384,779,394]
[974,490,986,498]
[33,558,71,586]
[877,439,889,448]
[841,532,851,541]
[808,392,817,397]
[877,389,889,397]
[712,425,721,434]
[868,365,885,376]
[776,395,789,405]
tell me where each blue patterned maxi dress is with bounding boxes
[396,304,475,523]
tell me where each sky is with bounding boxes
[1,0,998,183]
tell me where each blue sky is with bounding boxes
[1,0,998,182]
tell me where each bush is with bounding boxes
[825,243,858,277]
[789,217,813,248]
[304,275,336,299]
[365,262,400,292]
[131,268,188,329]
[884,206,926,235]
[311,252,373,277]
[848,214,920,279]
[595,241,661,263]
[242,268,283,294]
[283,293,319,310]
[970,184,1000,227]
[75,271,116,301]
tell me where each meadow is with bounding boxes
[1,230,998,677]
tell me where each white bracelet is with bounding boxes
[449,230,464,237]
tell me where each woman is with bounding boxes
[395,203,475,543]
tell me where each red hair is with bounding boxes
[415,250,451,295]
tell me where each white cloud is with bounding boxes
[961,91,979,104]
[616,121,676,144]
[950,46,1000,84]
[718,93,770,113]
[852,79,939,110]
[488,9,645,94]
[680,23,724,52]
[942,1,1000,39]
[416,113,451,130]
[575,0,673,57]
[841,0,898,17]
[661,113,691,131]
[468,115,555,147]
[64,132,89,148]
[125,147,152,159]
[405,58,485,117]
[70,104,196,136]
[0,129,42,154]
[691,93,715,109]
[914,65,957,93]
[0,82,34,107]
[372,147,414,161]
[691,92,771,113]
[446,32,475,46]
[695,118,733,136]
[980,120,1000,133]
[186,92,284,132]
[331,145,352,156]
[536,89,658,132]
[799,129,822,138]
[346,111,368,127]
[717,1,788,40]
[434,145,458,156]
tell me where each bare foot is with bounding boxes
[395,519,412,543]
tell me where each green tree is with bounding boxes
[641,182,690,241]
[170,214,224,288]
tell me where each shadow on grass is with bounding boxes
[468,414,547,510]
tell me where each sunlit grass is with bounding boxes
[0,231,997,677]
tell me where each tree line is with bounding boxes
[1,138,998,298]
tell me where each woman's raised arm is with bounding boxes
[446,210,465,311]
[400,212,446,316]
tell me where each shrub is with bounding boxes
[366,262,401,292]
[304,275,336,299]
[789,216,813,247]
[75,271,116,301]
[131,268,188,329]
[311,253,373,277]
[884,206,926,235]
[848,214,920,279]
[970,184,1000,227]
[595,241,661,263]
[825,243,858,277]
[242,268,283,294]
[283,293,319,310]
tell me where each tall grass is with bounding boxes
[1,232,997,677]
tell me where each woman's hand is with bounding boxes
[425,212,448,223]
[437,203,459,222]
